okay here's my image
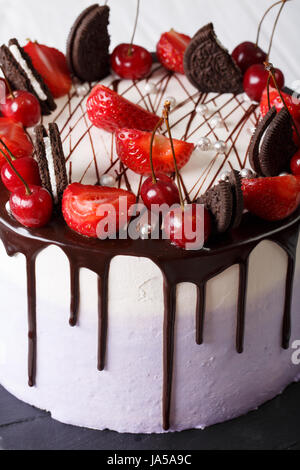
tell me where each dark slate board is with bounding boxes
[0,382,300,450]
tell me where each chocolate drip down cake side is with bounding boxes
[0,4,299,434]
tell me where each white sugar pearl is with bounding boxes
[139,223,152,239]
[165,96,176,108]
[76,83,90,97]
[219,171,231,182]
[279,172,289,176]
[196,104,209,116]
[211,116,224,128]
[197,137,212,151]
[214,140,227,154]
[247,126,257,136]
[100,174,115,187]
[144,82,157,94]
[240,168,256,179]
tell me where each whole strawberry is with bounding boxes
[242,175,300,221]
[157,30,191,74]
[87,85,160,133]
[115,128,194,175]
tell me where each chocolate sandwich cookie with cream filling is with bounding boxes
[249,106,297,177]
[184,23,243,94]
[198,170,244,233]
[0,38,56,115]
[35,123,68,205]
[66,4,110,83]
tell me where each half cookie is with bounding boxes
[198,170,244,233]
[66,4,110,82]
[249,106,297,176]
[0,38,56,115]
[183,23,243,94]
[35,123,68,205]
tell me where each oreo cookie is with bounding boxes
[35,123,68,205]
[198,170,244,233]
[0,38,56,115]
[183,23,243,95]
[228,170,244,229]
[249,106,297,176]
[198,180,233,233]
[67,4,110,82]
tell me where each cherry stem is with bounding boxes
[128,0,140,56]
[267,75,271,109]
[0,138,31,195]
[163,101,185,211]
[256,0,290,50]
[267,0,288,60]
[149,117,164,184]
[265,62,300,143]
[0,136,16,161]
[0,66,13,99]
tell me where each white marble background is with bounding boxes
[0,0,299,86]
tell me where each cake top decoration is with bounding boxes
[250,107,297,177]
[198,170,244,233]
[66,4,110,83]
[183,23,243,94]
[35,123,68,205]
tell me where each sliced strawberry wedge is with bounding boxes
[0,118,33,167]
[87,85,160,133]
[62,183,136,238]
[260,86,300,121]
[24,41,72,98]
[242,175,300,221]
[115,128,194,175]
[157,29,191,74]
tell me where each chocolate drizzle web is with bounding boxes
[0,69,299,431]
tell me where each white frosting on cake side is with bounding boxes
[0,239,299,433]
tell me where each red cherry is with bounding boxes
[290,149,300,176]
[111,44,153,80]
[0,118,34,166]
[163,203,211,250]
[243,64,285,102]
[10,184,53,228]
[232,42,267,75]
[0,90,41,128]
[1,157,41,192]
[141,173,180,211]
